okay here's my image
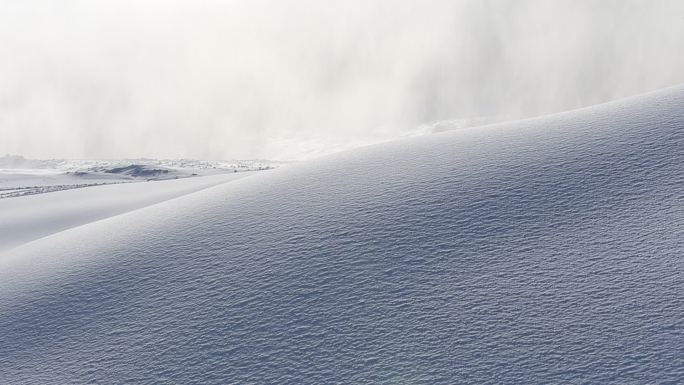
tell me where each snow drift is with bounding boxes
[0,173,249,252]
[1,86,683,384]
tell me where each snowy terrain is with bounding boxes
[0,157,281,198]
[0,173,251,253]
[0,86,683,383]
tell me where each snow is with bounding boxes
[0,157,282,194]
[0,86,683,383]
[0,168,120,191]
[0,173,251,252]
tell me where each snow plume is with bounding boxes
[1,0,684,160]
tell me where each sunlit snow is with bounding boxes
[0,86,682,383]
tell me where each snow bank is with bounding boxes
[0,86,682,384]
[0,173,249,252]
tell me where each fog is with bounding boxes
[2,0,684,160]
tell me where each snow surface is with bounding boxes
[0,157,281,195]
[0,86,683,384]
[0,173,251,252]
[0,168,122,191]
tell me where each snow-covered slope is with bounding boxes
[0,173,251,252]
[1,86,683,384]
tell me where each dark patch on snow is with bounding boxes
[104,164,170,177]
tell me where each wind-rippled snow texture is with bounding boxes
[1,86,683,384]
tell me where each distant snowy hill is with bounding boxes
[0,156,280,173]
[1,86,682,384]
[0,157,282,197]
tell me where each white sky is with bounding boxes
[2,0,684,160]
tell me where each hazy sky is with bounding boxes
[2,0,684,160]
